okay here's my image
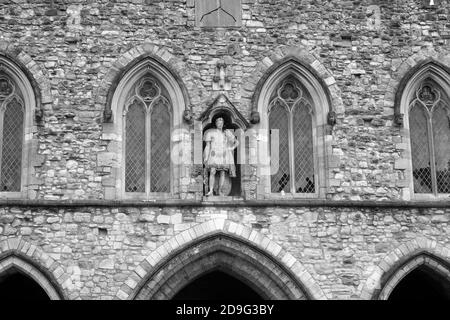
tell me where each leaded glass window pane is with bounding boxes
[432,103,450,193]
[150,100,170,193]
[410,102,432,193]
[0,98,23,192]
[293,101,314,193]
[270,101,290,193]
[125,101,146,193]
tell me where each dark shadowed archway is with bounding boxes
[377,253,450,300]
[133,234,306,300]
[172,270,263,301]
[0,269,50,300]
[388,265,450,300]
[0,252,64,300]
[117,219,327,300]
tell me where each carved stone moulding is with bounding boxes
[199,93,250,130]
[0,75,14,100]
[394,113,404,126]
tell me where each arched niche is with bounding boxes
[199,94,249,198]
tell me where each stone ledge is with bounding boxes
[0,199,449,208]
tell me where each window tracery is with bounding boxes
[410,81,450,194]
[268,77,315,194]
[0,74,24,192]
[124,76,171,194]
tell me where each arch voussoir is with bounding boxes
[361,237,450,300]
[0,237,69,300]
[117,219,326,300]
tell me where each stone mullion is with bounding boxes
[0,108,4,181]
[169,105,173,195]
[309,104,319,198]
[288,109,295,194]
[427,110,438,195]
[146,110,152,197]
[19,100,25,192]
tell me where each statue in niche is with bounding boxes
[203,117,239,196]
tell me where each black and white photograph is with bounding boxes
[0,0,449,311]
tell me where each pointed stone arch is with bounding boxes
[0,237,69,300]
[96,43,200,123]
[0,45,53,198]
[116,219,327,300]
[97,44,202,200]
[360,237,450,300]
[240,45,342,122]
[244,47,340,199]
[377,252,450,300]
[384,48,450,126]
[388,54,450,200]
[0,41,53,116]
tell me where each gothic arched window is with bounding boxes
[269,77,315,194]
[124,76,171,194]
[0,74,24,192]
[410,81,450,194]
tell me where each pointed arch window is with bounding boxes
[409,81,450,195]
[124,76,171,194]
[0,74,24,192]
[269,77,315,194]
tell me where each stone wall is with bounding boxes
[0,0,449,300]
[0,0,449,200]
[0,204,449,299]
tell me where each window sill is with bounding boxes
[261,193,319,200]
[0,198,448,208]
[0,192,27,200]
[412,194,450,201]
[121,192,175,201]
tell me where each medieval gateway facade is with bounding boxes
[0,0,449,300]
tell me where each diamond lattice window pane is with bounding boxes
[432,103,450,193]
[0,98,23,192]
[269,101,290,193]
[150,100,171,193]
[125,101,146,193]
[293,101,314,193]
[410,102,432,193]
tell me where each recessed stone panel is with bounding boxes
[195,0,242,27]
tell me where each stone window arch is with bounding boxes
[397,61,450,199]
[254,60,331,199]
[105,58,188,199]
[268,77,316,194]
[0,57,36,198]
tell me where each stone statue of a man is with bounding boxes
[203,117,239,196]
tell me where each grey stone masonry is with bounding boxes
[0,0,449,300]
[0,204,449,299]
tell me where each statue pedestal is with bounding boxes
[204,171,232,196]
[202,195,244,202]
